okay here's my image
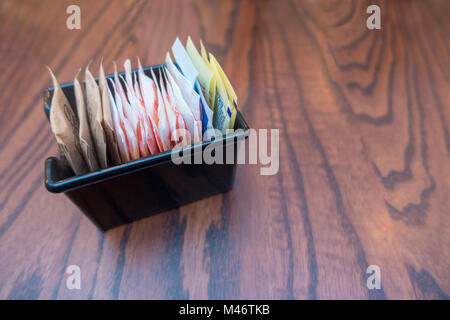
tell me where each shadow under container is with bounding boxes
[44,64,249,231]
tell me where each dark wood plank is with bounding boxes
[0,0,448,299]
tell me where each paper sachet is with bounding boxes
[171,38,214,138]
[186,36,216,109]
[113,63,140,160]
[209,53,237,130]
[107,79,130,162]
[133,71,159,155]
[164,68,199,144]
[47,67,87,175]
[85,64,108,168]
[165,53,205,141]
[99,61,121,165]
[74,69,100,172]
[200,40,238,129]
[137,58,163,153]
[199,40,216,109]
[124,60,151,157]
[163,68,193,145]
[158,71,179,145]
[200,52,233,134]
[150,68,172,152]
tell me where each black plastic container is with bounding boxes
[44,64,249,231]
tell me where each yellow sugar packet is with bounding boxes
[209,54,237,129]
[199,40,216,108]
[200,41,237,129]
[186,37,216,109]
[206,53,234,133]
[209,53,237,130]
[200,40,209,62]
[213,54,237,107]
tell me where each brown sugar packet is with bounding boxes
[85,63,108,169]
[47,67,88,175]
[99,61,121,165]
[74,69,100,172]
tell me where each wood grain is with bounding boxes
[0,0,448,299]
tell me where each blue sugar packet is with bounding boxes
[174,62,215,138]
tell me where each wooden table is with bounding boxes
[0,0,448,299]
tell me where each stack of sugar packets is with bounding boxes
[47,37,238,175]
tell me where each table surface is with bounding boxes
[0,0,448,299]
